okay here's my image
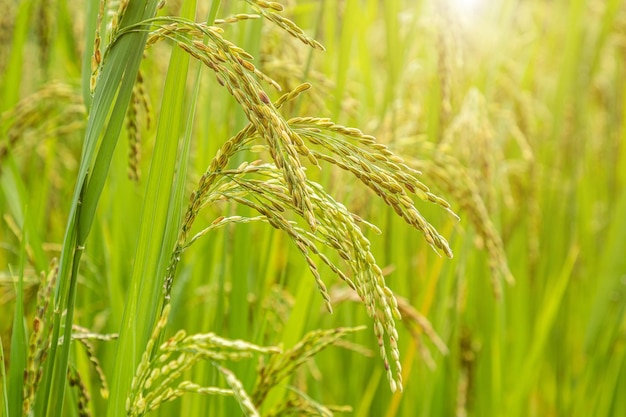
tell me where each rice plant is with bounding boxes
[1,0,625,416]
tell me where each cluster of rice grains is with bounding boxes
[0,0,15,74]
[22,262,58,417]
[125,71,151,181]
[378,3,522,299]
[19,261,114,417]
[102,0,457,413]
[0,82,85,175]
[126,305,277,417]
[127,305,362,416]
[253,326,363,416]
[404,87,528,297]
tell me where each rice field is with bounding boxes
[1,0,625,416]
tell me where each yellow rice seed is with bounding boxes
[259,91,271,104]
[240,60,255,72]
[267,1,284,11]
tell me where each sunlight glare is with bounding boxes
[449,0,485,19]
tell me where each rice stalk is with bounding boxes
[9,1,457,414]
[252,326,365,409]
[402,141,514,296]
[264,387,353,417]
[67,365,92,417]
[157,67,456,391]
[21,259,117,417]
[0,0,16,75]
[126,305,278,417]
[0,82,85,171]
[22,261,58,417]
[41,0,163,414]
[125,70,151,181]
[34,0,55,74]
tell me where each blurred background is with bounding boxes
[1,0,625,416]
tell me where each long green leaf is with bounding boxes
[506,244,580,414]
[0,336,8,417]
[106,0,197,413]
[7,220,27,417]
[37,1,161,415]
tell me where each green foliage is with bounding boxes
[1,0,625,416]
